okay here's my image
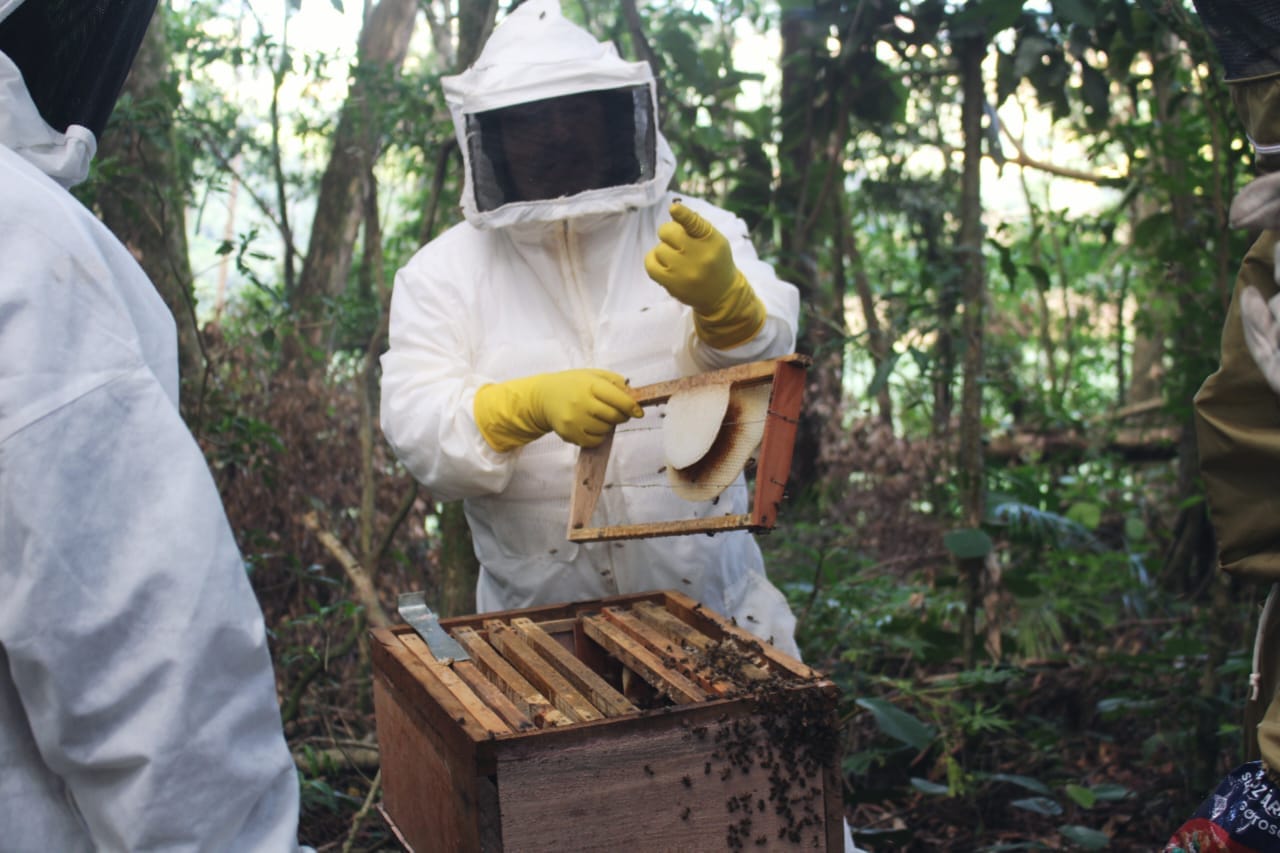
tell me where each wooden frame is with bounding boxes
[566,353,810,542]
[372,589,843,853]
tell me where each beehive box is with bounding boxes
[371,589,843,852]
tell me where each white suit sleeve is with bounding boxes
[0,372,302,852]
[675,199,800,371]
[0,166,304,847]
[380,241,516,500]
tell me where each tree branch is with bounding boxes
[294,745,381,774]
[998,118,1117,185]
[189,120,284,235]
[268,12,297,295]
[341,769,383,853]
[985,424,1179,464]
[620,0,664,113]
[301,511,392,629]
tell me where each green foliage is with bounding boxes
[296,764,360,814]
[91,0,1264,846]
[856,696,939,752]
[766,440,1238,845]
[944,527,994,560]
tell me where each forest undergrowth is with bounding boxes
[200,344,1255,852]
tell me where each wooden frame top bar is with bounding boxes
[626,353,807,405]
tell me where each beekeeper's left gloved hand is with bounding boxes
[644,202,766,349]
[1242,285,1280,396]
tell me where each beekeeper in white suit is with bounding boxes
[0,1,305,850]
[381,0,804,659]
[383,8,868,847]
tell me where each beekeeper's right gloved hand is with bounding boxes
[473,369,644,452]
[644,202,767,349]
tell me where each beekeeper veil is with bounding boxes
[1192,0,1280,82]
[443,0,676,229]
[0,0,156,139]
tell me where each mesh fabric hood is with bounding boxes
[442,0,675,230]
[1193,0,1280,81]
[0,0,156,139]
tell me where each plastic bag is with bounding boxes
[1165,761,1280,852]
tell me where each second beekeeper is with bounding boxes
[379,0,803,658]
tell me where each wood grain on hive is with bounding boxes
[372,589,843,852]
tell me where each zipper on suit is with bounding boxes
[560,221,597,353]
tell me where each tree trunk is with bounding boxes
[286,0,419,368]
[956,35,988,669]
[431,0,499,617]
[838,190,890,424]
[1127,301,1166,406]
[457,0,498,71]
[1146,29,1217,595]
[926,207,957,438]
[437,501,477,618]
[96,8,203,417]
[776,8,831,498]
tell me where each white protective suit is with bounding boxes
[0,49,304,852]
[380,0,802,658]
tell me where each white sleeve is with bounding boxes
[379,248,517,500]
[677,199,800,371]
[0,372,303,852]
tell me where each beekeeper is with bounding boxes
[380,0,803,658]
[1192,0,1280,767]
[0,1,304,850]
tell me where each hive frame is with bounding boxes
[565,353,810,543]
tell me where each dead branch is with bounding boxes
[997,114,1117,185]
[341,770,383,853]
[301,511,392,628]
[374,482,419,571]
[1103,397,1167,421]
[294,746,381,774]
[985,425,1179,464]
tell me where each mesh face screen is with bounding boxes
[0,0,157,136]
[465,84,657,212]
[1193,0,1280,80]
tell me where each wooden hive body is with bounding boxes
[372,590,843,852]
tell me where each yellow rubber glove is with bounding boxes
[644,202,767,349]
[473,369,644,452]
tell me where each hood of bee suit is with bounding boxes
[441,0,675,230]
[0,0,157,187]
